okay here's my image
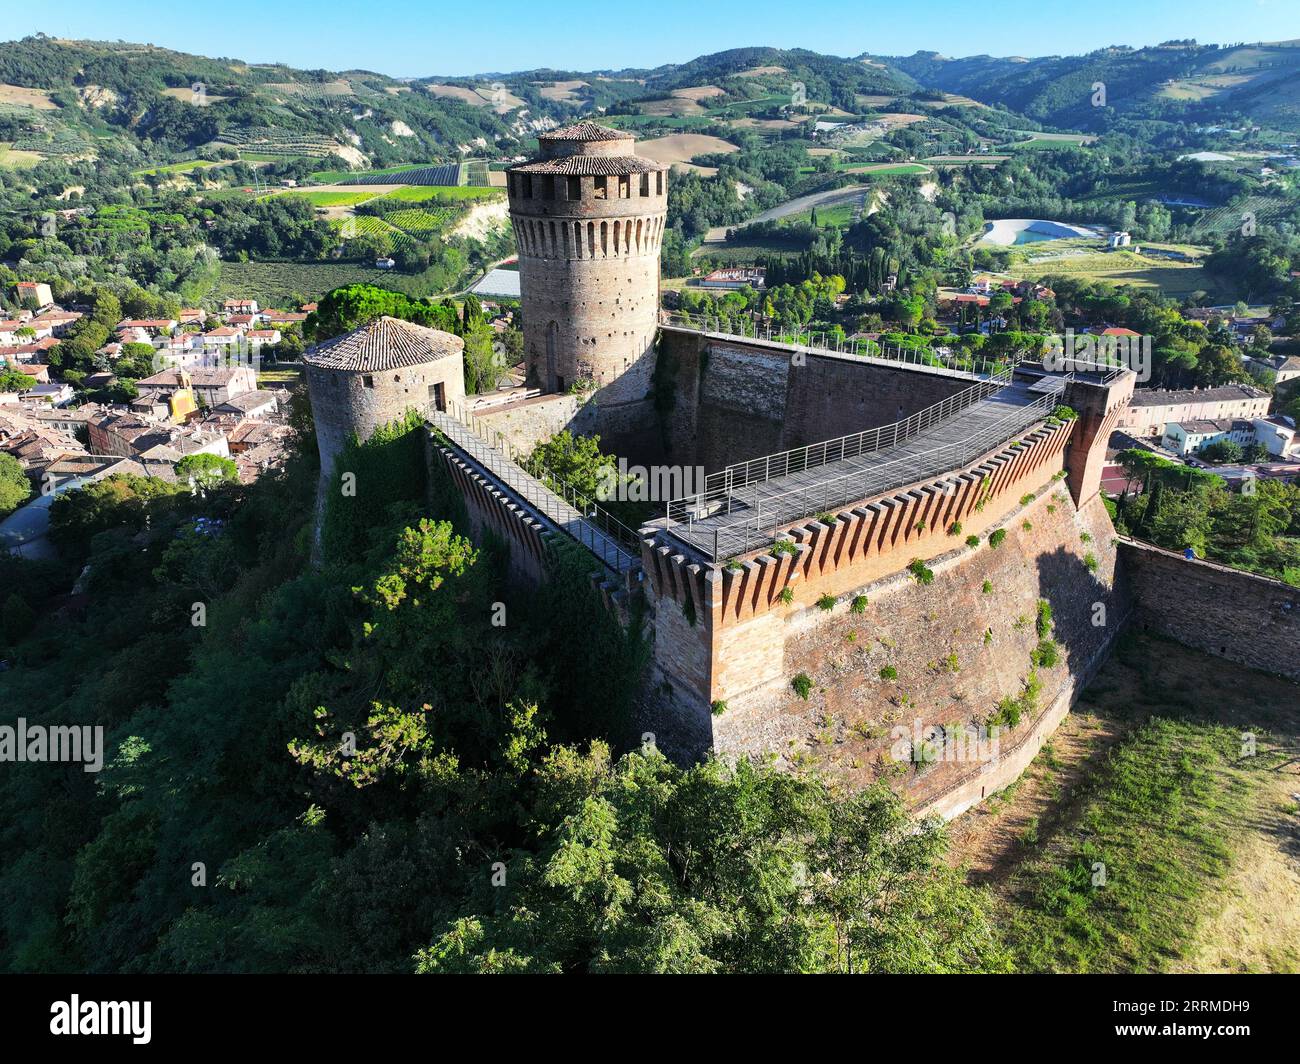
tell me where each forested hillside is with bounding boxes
[884,40,1300,131]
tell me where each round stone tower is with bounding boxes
[303,315,465,480]
[507,121,668,402]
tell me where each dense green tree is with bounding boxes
[0,453,32,517]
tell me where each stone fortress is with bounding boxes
[307,121,1299,819]
[304,315,465,481]
[506,122,668,406]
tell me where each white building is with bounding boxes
[1161,418,1256,456]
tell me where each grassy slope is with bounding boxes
[951,632,1299,973]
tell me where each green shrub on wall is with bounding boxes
[907,559,934,585]
[323,408,427,566]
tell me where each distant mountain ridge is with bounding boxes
[875,40,1300,130]
[1,33,1298,175]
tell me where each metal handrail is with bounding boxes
[658,311,1010,375]
[667,361,1016,520]
[674,381,1068,561]
[431,400,641,574]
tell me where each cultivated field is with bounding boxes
[998,131,1098,150]
[637,133,739,175]
[289,187,387,208]
[537,80,588,102]
[214,259,458,304]
[0,142,44,169]
[424,82,526,111]
[0,84,58,109]
[672,84,727,102]
[379,185,501,203]
[841,161,931,177]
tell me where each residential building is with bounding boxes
[117,318,179,335]
[25,382,74,406]
[217,390,279,419]
[135,365,256,407]
[1253,416,1300,459]
[1115,383,1272,437]
[12,281,53,308]
[1161,418,1256,456]
[696,267,767,291]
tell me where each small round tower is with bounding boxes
[303,315,465,479]
[507,121,668,401]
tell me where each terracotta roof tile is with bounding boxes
[512,155,662,176]
[539,121,630,142]
[303,316,463,373]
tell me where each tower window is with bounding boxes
[522,175,533,199]
[618,175,630,198]
[363,375,374,389]
[656,171,663,195]
[593,176,607,200]
[640,173,650,196]
[567,176,581,200]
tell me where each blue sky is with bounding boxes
[7,0,1296,77]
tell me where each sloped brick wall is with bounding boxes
[708,490,1127,815]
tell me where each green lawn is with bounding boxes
[379,185,502,203]
[993,632,1296,973]
[1017,247,1221,299]
[286,188,383,208]
[258,364,304,385]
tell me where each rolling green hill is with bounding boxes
[879,40,1300,132]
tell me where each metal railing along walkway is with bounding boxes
[666,362,1016,522]
[429,401,641,575]
[663,378,1069,561]
[658,311,1012,378]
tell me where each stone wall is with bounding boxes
[1120,539,1300,682]
[707,490,1126,816]
[654,327,979,472]
[430,438,553,586]
[307,358,464,481]
[474,328,1007,475]
[473,390,662,463]
[634,404,1139,815]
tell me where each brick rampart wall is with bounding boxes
[1120,539,1299,682]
